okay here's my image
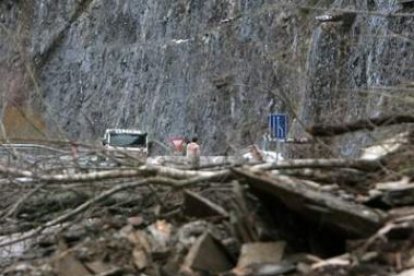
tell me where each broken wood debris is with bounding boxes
[236,242,286,268]
[182,232,235,274]
[233,167,386,237]
[253,158,382,171]
[1,127,414,275]
[183,190,229,218]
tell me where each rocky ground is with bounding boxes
[0,122,413,276]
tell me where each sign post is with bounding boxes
[268,114,287,141]
[268,114,288,161]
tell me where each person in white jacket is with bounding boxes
[186,137,200,168]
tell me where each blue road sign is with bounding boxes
[269,114,287,141]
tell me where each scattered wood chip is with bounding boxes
[54,241,92,276]
[311,254,351,270]
[127,216,144,227]
[132,247,149,271]
[147,220,173,255]
[182,232,234,274]
[236,242,286,269]
[84,261,114,274]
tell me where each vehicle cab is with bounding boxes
[102,129,149,157]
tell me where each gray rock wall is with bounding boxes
[0,0,413,155]
[292,0,414,157]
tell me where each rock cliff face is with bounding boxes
[0,0,413,155]
[294,0,414,157]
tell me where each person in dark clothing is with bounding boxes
[182,137,190,156]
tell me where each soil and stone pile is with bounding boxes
[0,123,413,276]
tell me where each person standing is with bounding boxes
[186,137,200,168]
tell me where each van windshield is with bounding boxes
[108,133,146,147]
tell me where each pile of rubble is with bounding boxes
[0,126,413,275]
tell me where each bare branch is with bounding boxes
[0,169,231,248]
[252,158,382,171]
[2,182,46,218]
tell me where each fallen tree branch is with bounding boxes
[0,163,229,184]
[2,183,47,219]
[253,158,382,171]
[147,165,230,180]
[282,168,371,186]
[0,171,231,248]
[308,114,414,137]
[359,221,411,254]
